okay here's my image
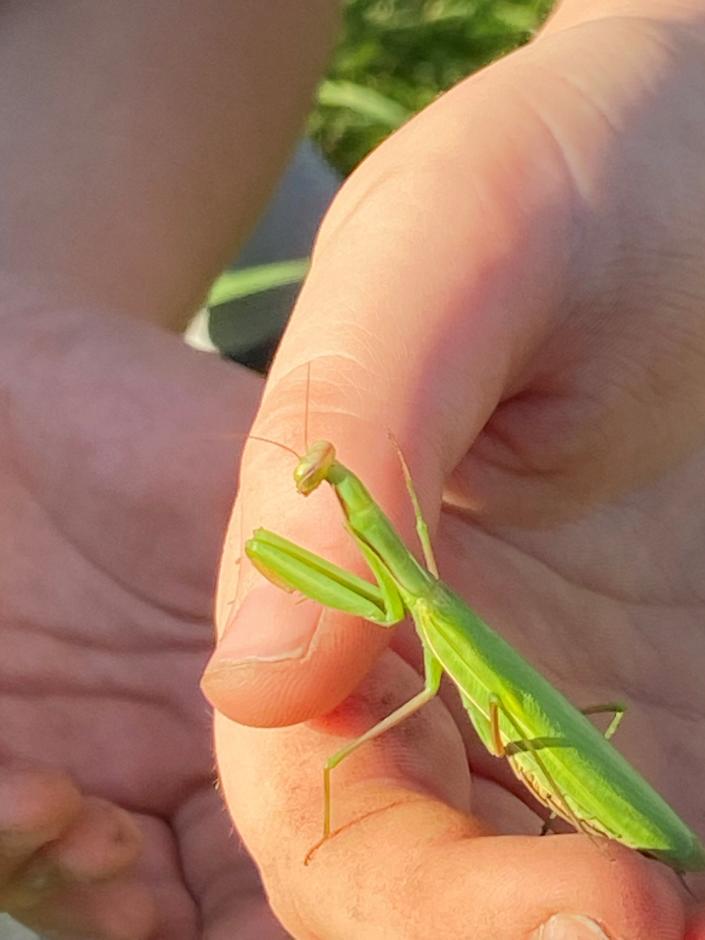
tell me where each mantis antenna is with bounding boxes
[304,359,312,452]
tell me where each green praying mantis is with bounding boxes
[245,435,705,873]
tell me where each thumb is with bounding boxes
[202,43,581,726]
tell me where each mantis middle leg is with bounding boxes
[319,646,444,840]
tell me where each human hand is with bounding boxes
[205,3,705,937]
[0,1,341,934]
[0,306,289,939]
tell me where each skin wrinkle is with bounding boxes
[473,407,579,480]
[528,24,688,141]
[0,683,201,720]
[1,453,218,640]
[4,467,210,631]
[433,514,705,728]
[504,70,617,219]
[1,633,214,811]
[2,321,240,620]
[451,165,569,386]
[538,61,622,140]
[256,362,374,451]
[2,615,210,657]
[438,503,691,609]
[171,793,223,861]
[0,633,207,696]
[545,5,705,37]
[252,382,409,507]
[186,819,257,918]
[162,823,202,932]
[313,160,411,257]
[615,13,705,57]
[451,378,700,606]
[520,25,705,300]
[505,87,592,245]
[334,323,390,380]
[1,718,213,814]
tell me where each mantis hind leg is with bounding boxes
[308,647,444,860]
[580,701,626,741]
[387,433,439,578]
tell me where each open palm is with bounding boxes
[0,309,286,939]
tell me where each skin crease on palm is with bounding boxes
[204,3,705,940]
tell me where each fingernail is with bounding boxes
[532,914,610,939]
[207,586,318,667]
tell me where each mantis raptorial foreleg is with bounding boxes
[347,532,406,626]
[247,528,401,624]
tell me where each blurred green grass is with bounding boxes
[311,0,554,175]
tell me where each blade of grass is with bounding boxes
[318,79,411,129]
[208,259,310,308]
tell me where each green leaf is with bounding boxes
[318,79,411,129]
[207,259,310,307]
[493,2,539,30]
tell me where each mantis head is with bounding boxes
[294,440,336,496]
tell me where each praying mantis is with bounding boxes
[245,436,705,873]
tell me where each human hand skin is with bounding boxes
[204,2,705,937]
[0,308,282,939]
[0,2,340,938]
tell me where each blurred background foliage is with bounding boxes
[310,0,555,174]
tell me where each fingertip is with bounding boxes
[0,766,82,857]
[203,590,388,727]
[214,379,434,729]
[39,797,142,884]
